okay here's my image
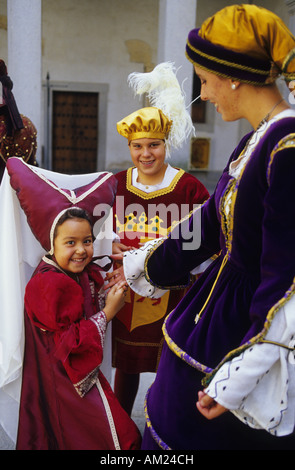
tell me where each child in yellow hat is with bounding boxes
[110,62,209,417]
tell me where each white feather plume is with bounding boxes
[128,62,195,156]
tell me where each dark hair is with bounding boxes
[54,207,94,240]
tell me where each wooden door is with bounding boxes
[52,91,99,174]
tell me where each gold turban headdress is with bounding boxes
[117,62,195,157]
[117,107,172,142]
[186,4,295,85]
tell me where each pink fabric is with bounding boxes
[6,157,117,251]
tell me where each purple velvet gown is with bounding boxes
[141,116,295,450]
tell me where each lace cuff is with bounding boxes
[123,239,167,299]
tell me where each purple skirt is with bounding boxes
[141,258,295,450]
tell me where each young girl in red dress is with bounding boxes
[6,157,141,450]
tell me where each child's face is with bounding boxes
[129,138,166,183]
[53,217,94,274]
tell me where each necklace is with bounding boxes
[255,98,284,130]
[241,98,284,156]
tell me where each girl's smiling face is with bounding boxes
[53,217,93,274]
[129,138,167,185]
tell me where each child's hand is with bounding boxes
[103,281,127,322]
[112,242,135,258]
[104,266,126,290]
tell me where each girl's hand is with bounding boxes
[196,390,228,419]
[112,242,136,260]
[104,265,126,289]
[103,281,127,322]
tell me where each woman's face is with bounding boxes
[129,138,167,184]
[53,217,93,274]
[194,65,240,122]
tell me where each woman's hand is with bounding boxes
[112,242,135,260]
[196,390,228,419]
[105,242,135,290]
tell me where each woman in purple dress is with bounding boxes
[117,5,295,449]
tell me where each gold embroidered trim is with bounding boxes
[162,312,212,374]
[267,133,295,185]
[282,47,295,73]
[195,253,228,324]
[114,337,162,348]
[113,337,164,370]
[219,115,279,254]
[143,205,206,291]
[126,167,185,200]
[0,150,33,164]
[283,72,295,82]
[282,43,295,81]
[186,54,268,86]
[186,39,270,76]
[203,279,295,386]
[219,179,236,255]
[259,339,295,352]
[144,385,171,450]
[202,123,295,385]
[143,236,189,291]
[74,366,100,397]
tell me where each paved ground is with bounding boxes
[0,424,14,450]
[128,372,155,436]
[0,371,154,450]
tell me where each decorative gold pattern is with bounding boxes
[113,337,164,370]
[143,209,201,291]
[144,385,171,450]
[195,253,227,324]
[114,336,161,348]
[0,115,37,164]
[186,54,267,86]
[282,47,295,81]
[126,167,185,200]
[219,179,236,255]
[267,133,295,185]
[203,280,295,387]
[186,39,270,76]
[74,366,100,397]
[202,122,295,386]
[163,312,212,374]
[115,210,168,240]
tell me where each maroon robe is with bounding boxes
[16,259,141,450]
[112,167,209,373]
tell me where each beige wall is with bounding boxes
[0,1,7,63]
[0,0,293,179]
[196,0,289,26]
[193,0,292,177]
[42,0,159,170]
